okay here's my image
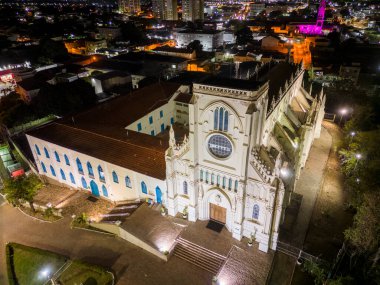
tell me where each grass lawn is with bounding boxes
[9,243,67,285]
[57,260,114,285]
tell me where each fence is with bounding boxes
[324,113,336,122]
[276,241,323,264]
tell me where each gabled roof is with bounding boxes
[27,82,182,180]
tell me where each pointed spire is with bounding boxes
[169,125,176,147]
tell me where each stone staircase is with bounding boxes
[173,237,227,275]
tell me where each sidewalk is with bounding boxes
[268,123,332,285]
[283,125,332,247]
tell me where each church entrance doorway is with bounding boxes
[210,203,226,224]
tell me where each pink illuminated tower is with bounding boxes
[298,0,326,35]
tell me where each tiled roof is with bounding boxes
[174,92,192,104]
[28,123,167,180]
[27,82,182,180]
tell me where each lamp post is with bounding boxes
[354,153,362,171]
[349,131,356,142]
[339,108,348,126]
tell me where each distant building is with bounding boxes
[119,0,141,14]
[249,3,265,17]
[173,30,223,51]
[98,27,122,41]
[91,71,132,94]
[152,0,178,20]
[182,0,204,22]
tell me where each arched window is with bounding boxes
[41,162,47,173]
[81,177,87,189]
[253,204,260,219]
[54,151,60,162]
[112,171,119,183]
[235,180,238,192]
[70,173,75,184]
[211,174,215,184]
[200,169,203,181]
[205,171,209,183]
[183,181,188,195]
[50,165,56,177]
[64,154,70,166]
[102,185,108,197]
[87,162,94,177]
[217,175,220,186]
[125,176,131,188]
[222,176,226,188]
[98,166,105,182]
[141,181,147,194]
[44,147,50,158]
[224,110,229,131]
[214,108,219,130]
[219,107,224,130]
[35,145,41,155]
[228,178,232,190]
[76,158,83,174]
[214,107,229,132]
[60,169,66,180]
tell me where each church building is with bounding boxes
[26,62,325,252]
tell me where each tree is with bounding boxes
[33,79,97,116]
[187,40,203,57]
[120,22,146,44]
[38,38,69,64]
[235,26,253,46]
[3,174,43,212]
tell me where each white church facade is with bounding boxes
[26,62,325,252]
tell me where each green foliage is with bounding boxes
[38,37,69,63]
[7,243,67,285]
[44,207,54,218]
[6,244,17,285]
[327,275,355,285]
[75,213,88,225]
[3,174,43,209]
[302,260,328,285]
[58,260,113,285]
[344,191,380,253]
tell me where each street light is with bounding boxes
[349,131,356,142]
[354,153,362,170]
[339,108,348,125]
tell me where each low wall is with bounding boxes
[91,222,168,261]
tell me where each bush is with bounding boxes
[6,244,17,285]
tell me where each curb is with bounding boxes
[71,225,116,236]
[17,207,63,224]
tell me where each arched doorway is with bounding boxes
[200,188,233,231]
[90,180,99,197]
[155,186,162,204]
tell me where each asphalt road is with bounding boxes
[0,204,212,285]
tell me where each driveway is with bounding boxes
[0,204,212,285]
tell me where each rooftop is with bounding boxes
[27,82,182,180]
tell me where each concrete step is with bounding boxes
[173,248,221,274]
[174,243,223,266]
[177,237,226,259]
[173,238,226,275]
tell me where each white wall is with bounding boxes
[26,135,166,203]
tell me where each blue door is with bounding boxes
[155,186,162,204]
[90,180,100,197]
[160,124,165,133]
